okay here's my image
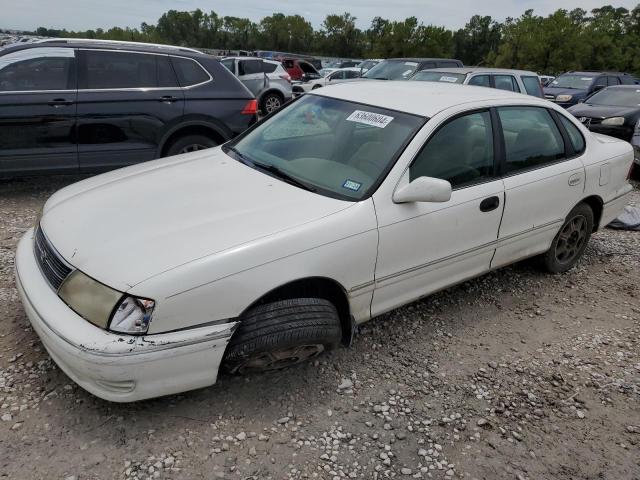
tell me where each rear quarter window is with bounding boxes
[263,62,278,73]
[558,114,586,154]
[170,57,210,87]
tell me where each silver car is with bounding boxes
[410,67,544,98]
[221,57,292,114]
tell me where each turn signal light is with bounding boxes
[241,99,258,115]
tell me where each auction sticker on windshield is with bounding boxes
[440,76,459,83]
[346,110,394,128]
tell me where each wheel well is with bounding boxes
[160,125,225,157]
[243,277,354,345]
[581,195,603,231]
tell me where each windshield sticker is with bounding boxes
[402,69,414,77]
[404,62,418,66]
[581,77,592,80]
[346,110,394,128]
[342,179,362,192]
[440,76,459,83]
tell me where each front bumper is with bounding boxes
[15,228,237,402]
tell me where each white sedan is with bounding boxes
[16,82,634,402]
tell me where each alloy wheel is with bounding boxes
[264,96,281,113]
[555,215,588,264]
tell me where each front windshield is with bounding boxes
[586,88,640,107]
[550,74,595,89]
[227,94,425,201]
[410,71,466,84]
[363,60,419,80]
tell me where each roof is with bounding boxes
[385,58,461,63]
[311,81,546,117]
[563,71,631,76]
[424,67,539,76]
[3,38,205,56]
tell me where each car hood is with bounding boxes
[40,149,353,291]
[544,87,587,98]
[567,103,640,120]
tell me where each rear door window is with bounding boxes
[498,106,566,174]
[239,59,263,75]
[493,75,520,92]
[170,56,210,87]
[220,58,235,73]
[593,76,607,89]
[521,76,543,97]
[81,50,160,89]
[344,70,360,79]
[607,76,620,86]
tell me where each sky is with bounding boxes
[1,0,638,32]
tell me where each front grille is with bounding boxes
[544,94,555,100]
[34,225,72,290]
[578,117,602,126]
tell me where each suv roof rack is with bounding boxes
[35,38,203,55]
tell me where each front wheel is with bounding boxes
[539,203,594,273]
[223,298,342,375]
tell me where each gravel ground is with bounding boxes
[0,175,639,480]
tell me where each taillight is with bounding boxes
[280,73,291,84]
[241,99,258,115]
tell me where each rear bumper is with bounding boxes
[600,187,634,229]
[15,228,237,402]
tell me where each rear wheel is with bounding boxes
[260,93,283,115]
[165,134,218,157]
[539,203,593,273]
[223,298,342,375]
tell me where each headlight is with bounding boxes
[555,94,573,102]
[110,296,155,335]
[58,271,154,334]
[602,116,625,126]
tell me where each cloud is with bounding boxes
[1,0,637,32]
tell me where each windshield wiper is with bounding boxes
[252,161,317,192]
[225,145,316,192]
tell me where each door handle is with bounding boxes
[159,95,178,103]
[47,98,72,107]
[479,196,500,212]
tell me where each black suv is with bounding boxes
[543,71,639,108]
[0,39,257,176]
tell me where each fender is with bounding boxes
[156,115,234,157]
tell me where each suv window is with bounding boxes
[329,71,345,80]
[521,76,543,97]
[558,115,586,154]
[607,76,620,86]
[171,56,210,87]
[468,75,490,87]
[0,47,74,91]
[263,62,278,74]
[498,107,565,174]
[81,50,177,89]
[239,59,263,75]
[344,70,360,79]
[494,75,520,92]
[220,58,235,73]
[421,62,437,69]
[593,76,607,89]
[410,111,494,188]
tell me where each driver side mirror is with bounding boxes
[393,176,452,203]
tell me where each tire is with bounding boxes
[260,92,283,115]
[164,134,218,157]
[539,203,594,274]
[223,298,342,375]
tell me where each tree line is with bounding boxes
[27,4,640,75]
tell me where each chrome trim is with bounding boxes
[376,219,563,285]
[348,280,375,294]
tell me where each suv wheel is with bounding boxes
[165,134,218,157]
[223,298,342,375]
[538,203,594,273]
[261,93,283,115]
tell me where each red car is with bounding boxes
[281,58,320,81]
